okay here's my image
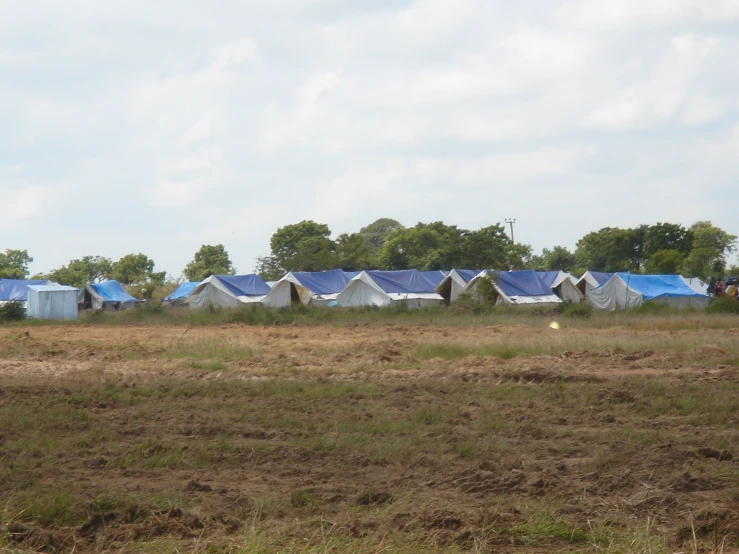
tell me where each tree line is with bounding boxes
[1,220,736,291]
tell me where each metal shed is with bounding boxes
[26,285,79,320]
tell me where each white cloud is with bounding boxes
[211,36,258,68]
[0,186,48,228]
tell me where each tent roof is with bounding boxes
[455,269,482,283]
[290,269,360,295]
[537,271,561,288]
[416,271,449,286]
[164,282,199,301]
[28,285,78,292]
[0,279,52,302]
[589,271,617,285]
[496,270,553,297]
[613,273,706,299]
[364,270,439,294]
[88,281,138,303]
[213,274,271,297]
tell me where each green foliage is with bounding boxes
[644,222,693,258]
[358,218,403,250]
[269,220,336,272]
[334,233,374,271]
[0,301,26,322]
[505,242,533,270]
[706,296,739,314]
[46,255,112,287]
[646,249,685,274]
[184,244,234,281]
[379,221,466,270]
[111,253,166,288]
[557,302,592,318]
[682,221,738,278]
[462,224,510,269]
[575,227,640,272]
[254,255,283,281]
[541,245,576,271]
[0,249,32,279]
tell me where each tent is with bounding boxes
[680,276,709,296]
[576,271,615,296]
[0,279,54,305]
[163,282,199,305]
[436,269,482,304]
[27,285,79,320]
[78,280,139,310]
[588,273,709,310]
[263,269,359,308]
[336,270,444,308]
[187,274,270,309]
[537,271,584,303]
[462,270,562,306]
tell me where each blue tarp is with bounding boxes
[417,270,449,286]
[291,270,360,295]
[88,281,138,303]
[496,270,553,297]
[589,272,616,286]
[165,282,198,301]
[537,271,560,288]
[366,270,440,294]
[614,273,706,300]
[214,274,271,297]
[455,269,482,283]
[0,279,51,302]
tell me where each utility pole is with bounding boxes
[505,218,516,244]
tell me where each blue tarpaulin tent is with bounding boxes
[588,273,709,310]
[435,269,484,303]
[188,274,271,309]
[462,270,562,305]
[78,280,138,310]
[536,271,583,303]
[0,279,52,303]
[164,282,199,304]
[264,269,360,307]
[336,270,445,307]
[577,271,616,295]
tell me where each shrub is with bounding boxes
[0,301,25,322]
[558,302,592,318]
[706,296,739,314]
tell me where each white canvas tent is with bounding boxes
[680,276,709,295]
[336,270,444,308]
[462,270,562,306]
[435,269,482,304]
[187,274,270,309]
[538,271,584,303]
[576,271,615,297]
[588,274,709,310]
[263,270,358,308]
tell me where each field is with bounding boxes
[1,311,738,552]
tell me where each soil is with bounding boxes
[0,323,738,552]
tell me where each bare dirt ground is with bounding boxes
[1,322,738,552]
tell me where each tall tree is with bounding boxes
[358,218,403,250]
[184,244,234,281]
[269,221,335,272]
[645,250,685,274]
[644,223,693,259]
[46,256,112,287]
[461,224,509,269]
[335,233,374,271]
[111,254,166,286]
[575,227,636,272]
[379,222,465,270]
[682,221,737,277]
[0,249,33,279]
[542,246,577,271]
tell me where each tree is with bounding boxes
[378,222,465,270]
[111,254,166,286]
[335,233,374,271]
[542,246,576,271]
[644,223,693,259]
[505,243,534,270]
[46,256,112,288]
[461,225,509,269]
[254,255,283,282]
[184,245,234,281]
[269,221,335,272]
[575,227,636,272]
[0,249,33,279]
[358,218,403,250]
[645,250,685,274]
[682,221,737,278]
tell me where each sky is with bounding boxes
[2,0,738,278]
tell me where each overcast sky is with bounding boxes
[2,0,738,277]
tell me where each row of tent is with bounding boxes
[163,269,710,311]
[0,269,711,320]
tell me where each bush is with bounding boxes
[557,302,592,318]
[706,296,739,314]
[0,301,26,322]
